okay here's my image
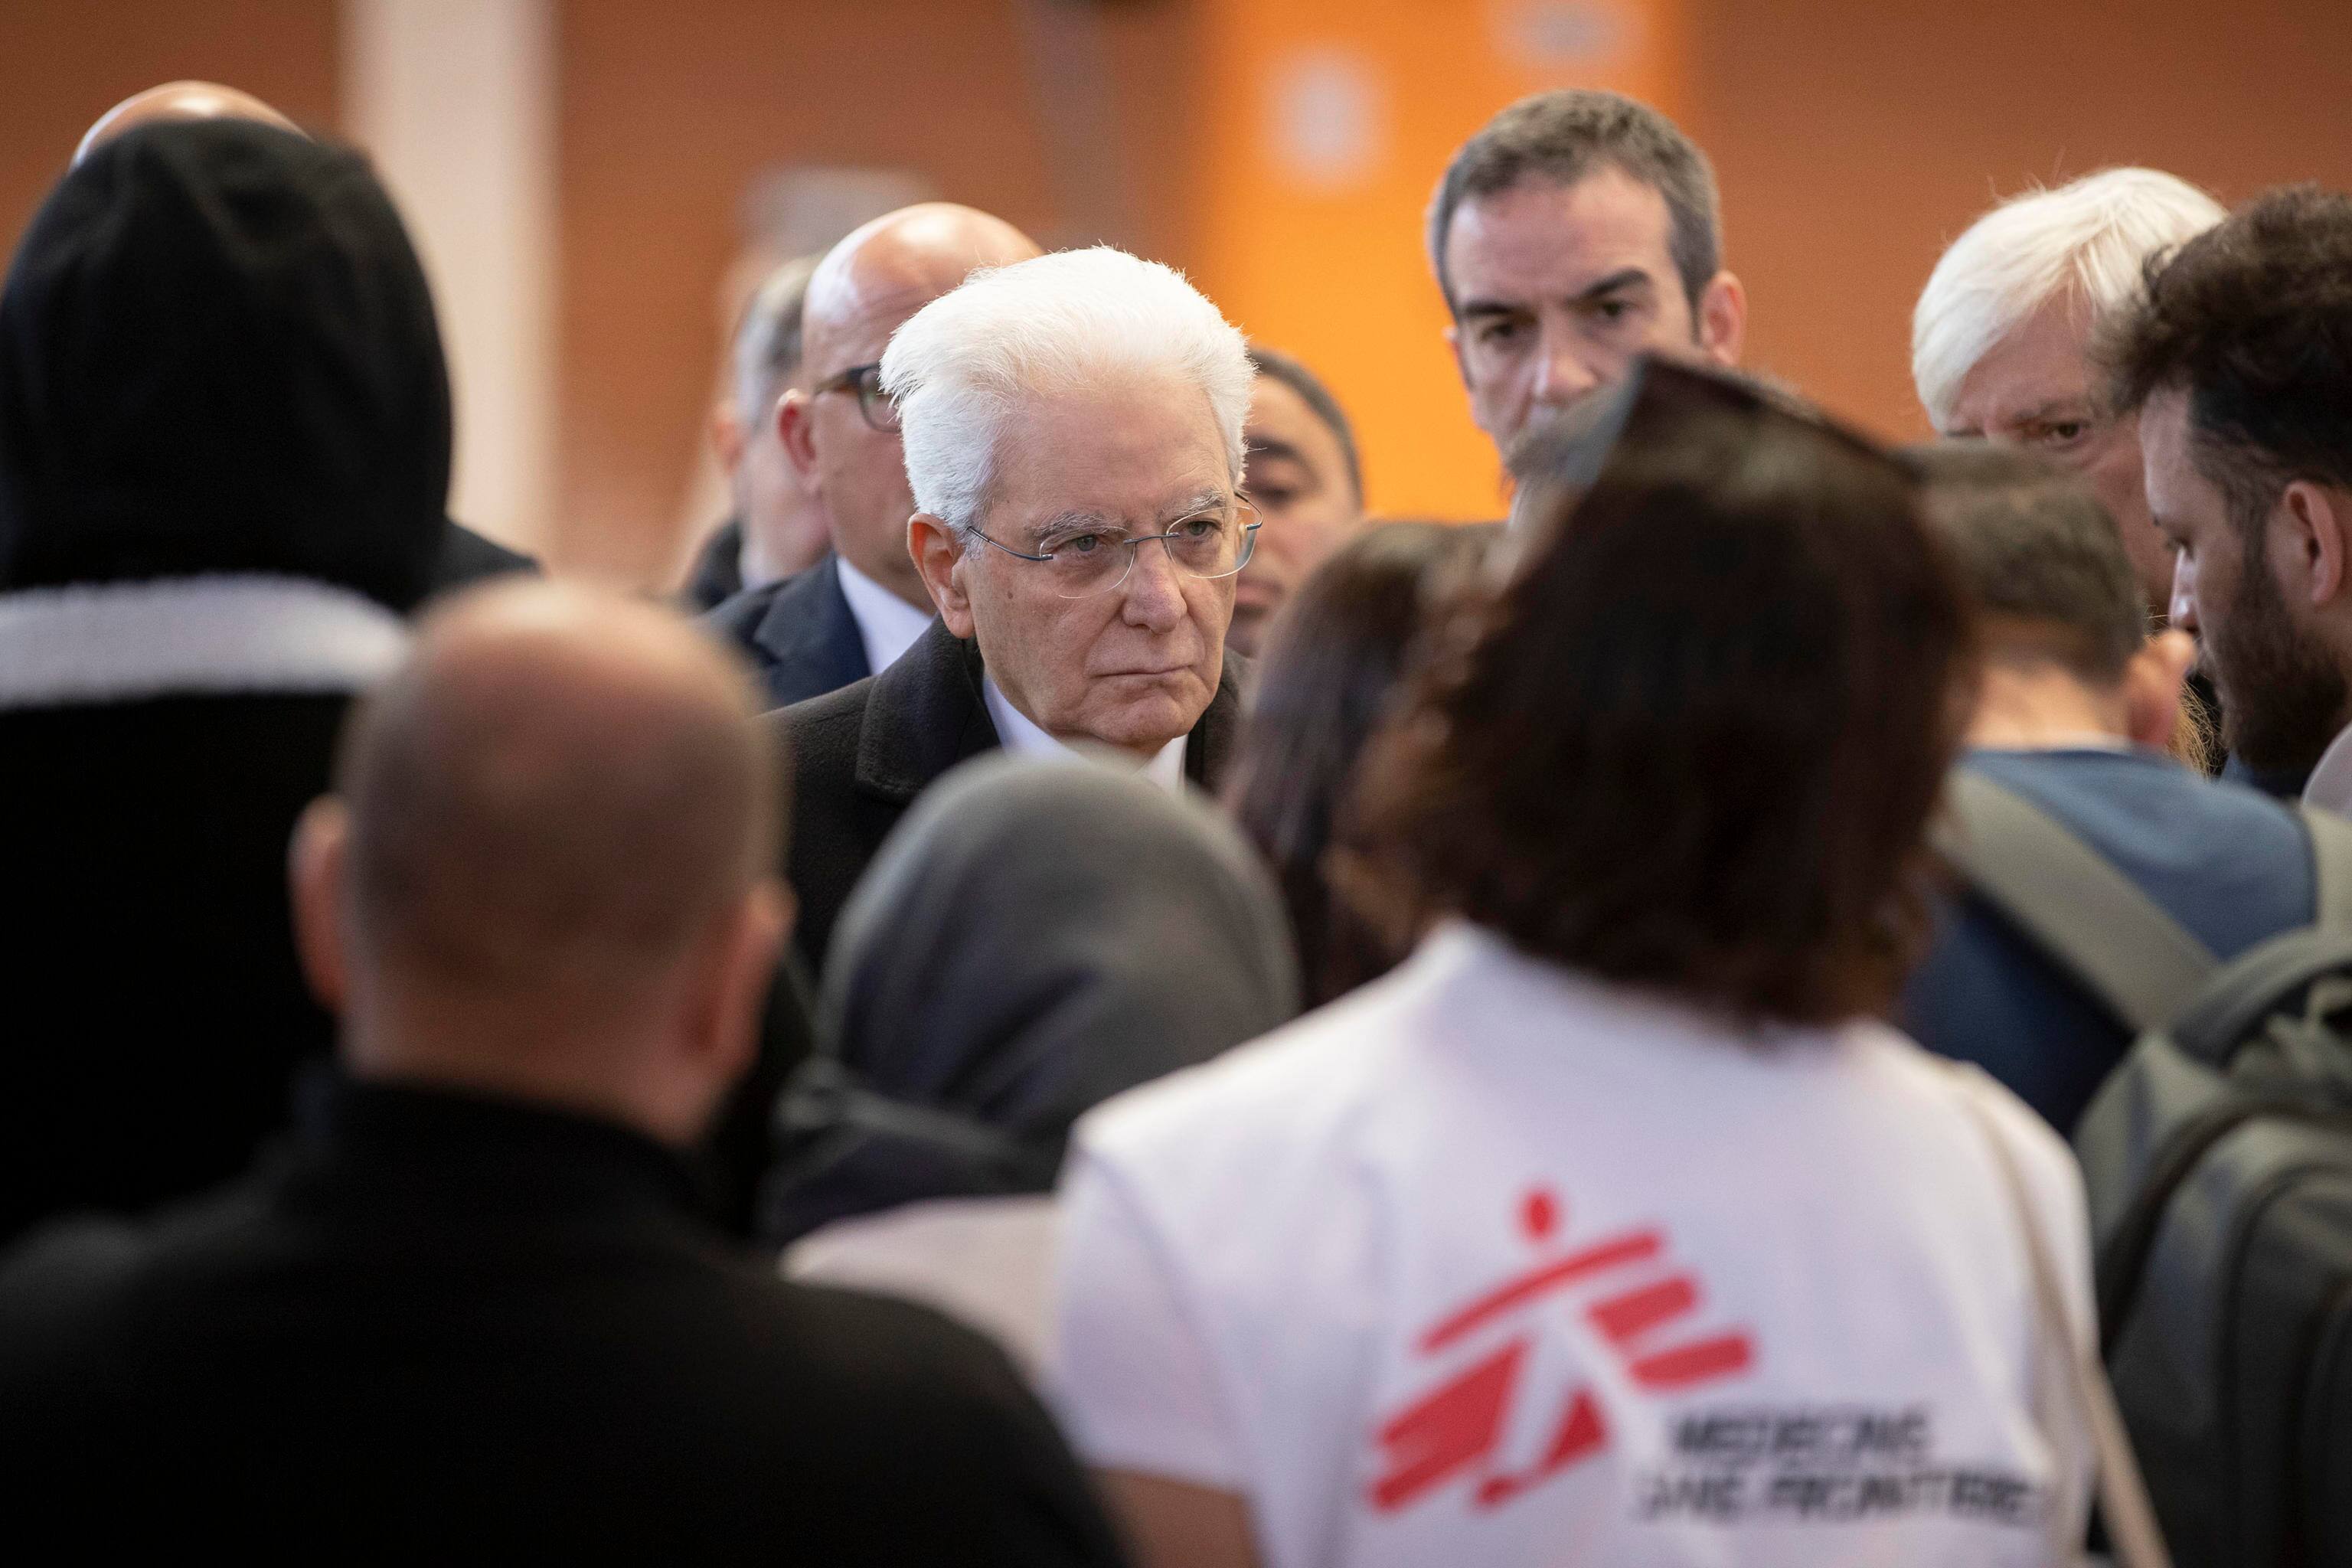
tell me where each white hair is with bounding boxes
[878,246,1253,532]
[1912,168,2224,430]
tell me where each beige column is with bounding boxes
[342,0,557,557]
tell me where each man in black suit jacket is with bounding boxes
[707,549,872,710]
[0,583,1128,1564]
[772,247,1263,972]
[706,205,1038,710]
[776,619,1248,967]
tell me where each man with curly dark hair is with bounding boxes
[2102,185,2352,805]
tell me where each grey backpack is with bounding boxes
[1937,772,2352,1567]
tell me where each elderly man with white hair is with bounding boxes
[1913,168,2224,617]
[766,246,1259,966]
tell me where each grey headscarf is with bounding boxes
[762,753,1300,1243]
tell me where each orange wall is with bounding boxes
[5,2,2351,585]
[0,1,338,257]
[1187,0,1684,521]
[554,0,1198,583]
[1684,0,2352,440]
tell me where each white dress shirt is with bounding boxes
[834,554,936,678]
[982,672,1187,793]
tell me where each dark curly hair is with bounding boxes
[2103,185,2352,534]
[1344,362,1975,1027]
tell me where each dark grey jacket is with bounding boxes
[767,617,1250,973]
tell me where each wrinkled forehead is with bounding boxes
[1244,376,1349,484]
[1945,297,2102,432]
[985,374,1238,531]
[1446,168,1679,305]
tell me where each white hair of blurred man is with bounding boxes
[710,255,825,588]
[881,246,1253,537]
[1913,169,2225,611]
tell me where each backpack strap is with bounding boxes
[2297,805,2352,929]
[1932,769,2221,1034]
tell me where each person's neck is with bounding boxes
[835,547,932,613]
[737,525,786,592]
[982,670,1168,767]
[1966,663,2129,750]
[338,995,697,1148]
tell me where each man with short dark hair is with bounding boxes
[2102,186,2352,805]
[1231,345,1366,656]
[684,254,828,611]
[1899,443,2318,1129]
[0,581,1130,1563]
[1428,89,1745,462]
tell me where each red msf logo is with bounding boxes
[1367,1188,1753,1514]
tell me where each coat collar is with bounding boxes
[747,554,870,706]
[854,618,1001,802]
[851,618,1251,805]
[0,573,407,711]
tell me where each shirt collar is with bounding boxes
[834,554,936,678]
[982,671,1188,793]
[2304,721,2352,815]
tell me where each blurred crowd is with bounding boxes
[4,75,2352,1568]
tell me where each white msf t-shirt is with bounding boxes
[1050,923,2094,1568]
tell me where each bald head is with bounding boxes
[338,580,776,995]
[297,581,789,1140]
[801,203,1042,378]
[786,204,1040,606]
[75,82,302,166]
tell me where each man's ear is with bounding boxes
[909,512,975,637]
[777,389,818,484]
[681,878,790,1090]
[289,797,351,1014]
[2283,480,2350,609]
[708,402,746,476]
[2123,629,2197,751]
[1697,270,1747,367]
[1444,319,1472,394]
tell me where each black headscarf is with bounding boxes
[763,754,1302,1243]
[0,120,449,609]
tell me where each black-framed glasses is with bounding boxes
[966,499,1263,599]
[813,362,899,433]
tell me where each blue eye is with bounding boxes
[1061,534,1102,556]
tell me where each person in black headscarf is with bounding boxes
[70,80,537,590]
[0,120,452,1243]
[769,753,1299,1373]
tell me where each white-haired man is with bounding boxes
[766,246,1259,965]
[1913,168,2224,616]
